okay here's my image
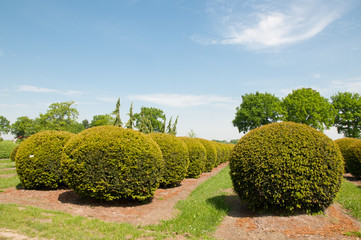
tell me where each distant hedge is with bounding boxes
[334,137,358,172]
[179,137,206,178]
[0,141,18,159]
[61,126,164,201]
[15,131,74,189]
[344,139,361,177]
[149,133,189,187]
[196,138,217,172]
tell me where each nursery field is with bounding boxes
[0,158,361,239]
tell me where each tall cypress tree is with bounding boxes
[125,102,134,129]
[112,98,122,127]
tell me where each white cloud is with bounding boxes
[17,85,82,96]
[96,97,118,103]
[328,77,361,93]
[196,0,348,48]
[128,93,237,108]
[18,85,57,93]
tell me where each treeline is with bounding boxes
[0,99,179,141]
[233,88,361,138]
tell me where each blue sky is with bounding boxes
[1,0,361,141]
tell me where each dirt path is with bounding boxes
[214,189,361,240]
[0,163,228,226]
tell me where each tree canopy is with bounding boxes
[282,88,335,131]
[331,92,361,138]
[112,98,122,127]
[90,114,114,127]
[0,116,10,136]
[232,92,284,134]
[134,107,166,133]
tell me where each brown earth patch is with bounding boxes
[344,173,361,186]
[214,191,361,240]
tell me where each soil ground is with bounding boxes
[0,164,360,239]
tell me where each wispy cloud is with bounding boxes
[96,97,118,103]
[194,0,349,48]
[129,93,237,108]
[17,85,83,96]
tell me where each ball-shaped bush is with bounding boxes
[0,140,19,159]
[230,122,344,214]
[344,139,361,177]
[15,131,74,189]
[196,138,217,172]
[149,133,189,187]
[178,137,206,178]
[61,126,164,202]
[10,144,20,161]
[334,137,358,172]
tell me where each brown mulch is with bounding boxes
[0,163,228,226]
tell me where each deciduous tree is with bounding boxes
[331,92,361,138]
[232,92,284,133]
[283,88,335,131]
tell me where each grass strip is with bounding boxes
[0,175,20,189]
[0,169,16,175]
[147,165,232,239]
[0,204,168,240]
[336,178,361,221]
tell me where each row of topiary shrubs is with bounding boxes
[0,140,19,159]
[13,126,233,202]
[334,137,361,178]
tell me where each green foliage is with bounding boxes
[149,133,189,187]
[0,141,18,159]
[230,122,344,214]
[81,119,90,129]
[187,129,197,138]
[10,144,20,161]
[0,115,10,136]
[90,114,114,127]
[112,98,122,127]
[283,88,335,131]
[61,126,164,201]
[166,116,179,135]
[331,92,361,138]
[38,101,80,131]
[196,138,217,172]
[11,116,39,139]
[134,107,166,133]
[178,137,206,178]
[233,91,284,133]
[15,131,74,189]
[344,140,361,177]
[334,137,358,172]
[125,102,135,129]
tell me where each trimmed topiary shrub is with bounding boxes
[0,140,18,159]
[10,144,20,161]
[230,122,344,214]
[148,133,189,187]
[15,131,74,189]
[61,126,164,202]
[196,138,217,172]
[178,137,206,178]
[344,139,361,177]
[334,137,358,172]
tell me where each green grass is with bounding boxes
[336,179,361,221]
[0,158,15,169]
[0,204,167,240]
[0,175,21,189]
[147,165,232,239]
[0,158,19,190]
[0,168,16,175]
[0,165,232,239]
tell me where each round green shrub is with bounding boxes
[15,131,74,189]
[61,126,164,202]
[196,138,217,172]
[230,122,344,214]
[334,137,358,172]
[10,144,20,162]
[0,140,18,159]
[178,137,206,178]
[344,140,361,177]
[149,133,189,187]
[213,142,223,166]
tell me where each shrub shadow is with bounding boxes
[58,190,153,208]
